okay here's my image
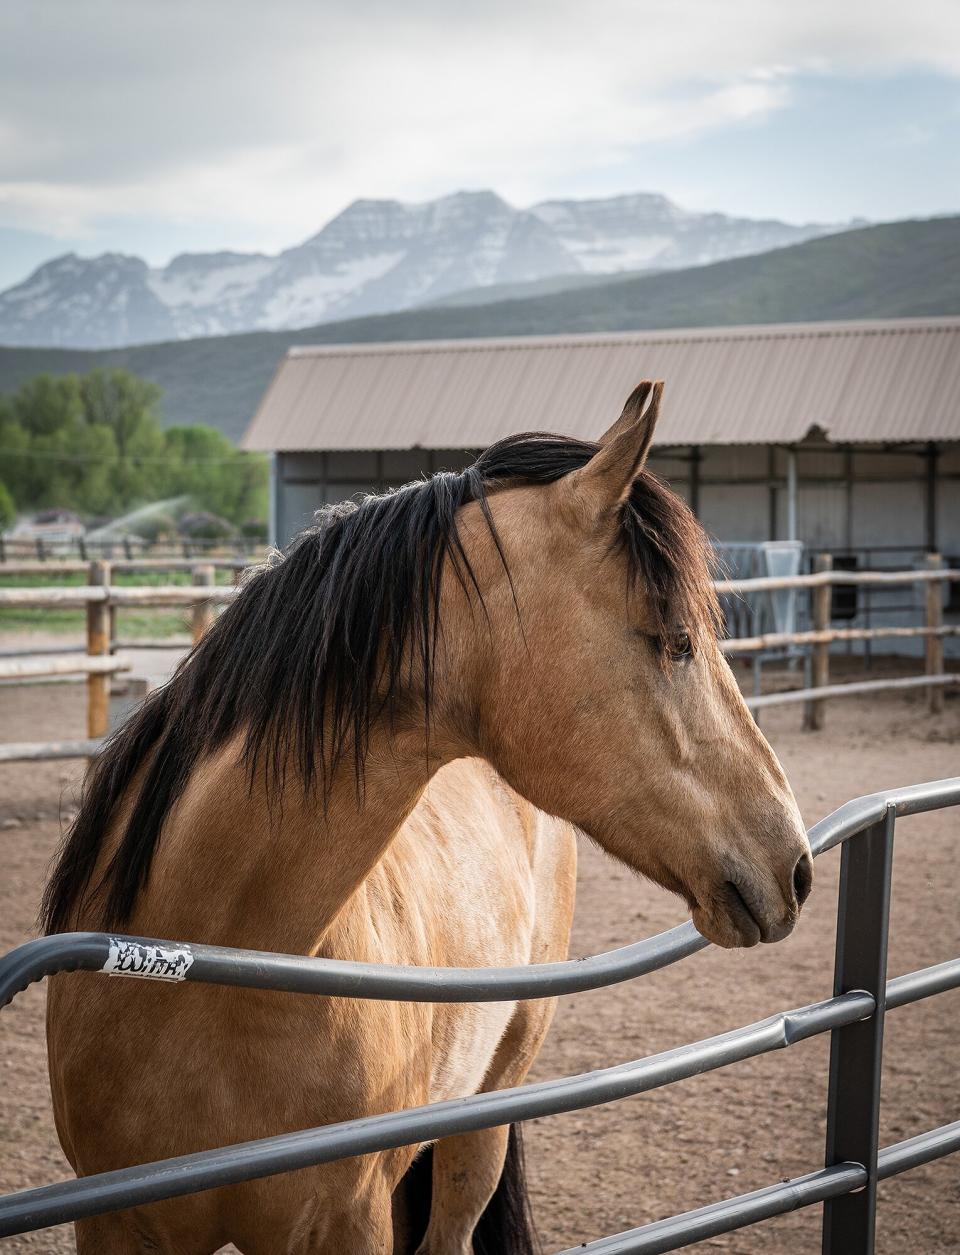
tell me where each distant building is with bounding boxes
[8,508,85,546]
[244,319,960,659]
[244,317,959,573]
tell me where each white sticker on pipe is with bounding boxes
[102,939,194,982]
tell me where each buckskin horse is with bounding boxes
[42,381,812,1253]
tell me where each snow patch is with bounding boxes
[259,251,404,327]
[147,258,276,309]
[563,235,674,273]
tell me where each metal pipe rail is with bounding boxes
[0,963,956,1240]
[2,778,956,1011]
[0,776,958,1246]
[0,990,876,1237]
[559,1121,960,1255]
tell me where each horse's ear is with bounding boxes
[571,380,663,510]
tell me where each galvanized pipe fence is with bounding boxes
[0,776,958,1250]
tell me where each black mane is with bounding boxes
[40,433,717,934]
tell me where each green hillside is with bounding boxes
[418,266,659,308]
[1,216,957,442]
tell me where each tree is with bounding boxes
[0,480,15,530]
[11,373,83,438]
[163,425,268,524]
[79,369,165,505]
[0,404,32,509]
[79,369,162,456]
[0,366,268,527]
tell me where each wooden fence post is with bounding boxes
[925,553,944,714]
[191,564,215,645]
[86,559,111,738]
[106,555,118,653]
[804,553,833,731]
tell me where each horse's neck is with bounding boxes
[130,723,452,953]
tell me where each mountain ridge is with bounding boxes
[0,189,844,349]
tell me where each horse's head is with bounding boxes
[455,381,812,949]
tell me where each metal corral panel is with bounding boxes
[242,317,960,451]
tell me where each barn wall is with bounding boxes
[275,441,958,658]
[273,446,953,559]
[276,449,482,544]
[277,443,959,557]
[938,446,960,567]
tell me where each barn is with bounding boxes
[243,316,960,647]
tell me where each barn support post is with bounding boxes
[821,805,894,1255]
[786,448,798,542]
[924,443,938,553]
[924,553,945,715]
[86,560,111,739]
[803,553,833,731]
[191,565,216,645]
[767,447,778,540]
[689,445,701,517]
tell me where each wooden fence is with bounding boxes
[0,557,252,577]
[0,558,957,763]
[716,557,960,726]
[0,536,265,564]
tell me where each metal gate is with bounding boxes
[1,777,958,1251]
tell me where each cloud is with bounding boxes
[0,0,957,254]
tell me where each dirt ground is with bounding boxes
[0,675,958,1253]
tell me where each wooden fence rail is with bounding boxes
[0,739,105,763]
[721,625,960,654]
[2,569,957,612]
[0,656,131,681]
[714,567,960,594]
[0,558,254,577]
[5,557,958,591]
[0,585,237,608]
[747,673,960,710]
[0,536,265,565]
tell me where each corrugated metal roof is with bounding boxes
[242,317,960,451]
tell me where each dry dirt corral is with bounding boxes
[0,680,958,1254]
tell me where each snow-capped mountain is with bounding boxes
[0,190,844,349]
[530,192,839,273]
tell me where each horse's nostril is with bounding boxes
[793,853,814,907]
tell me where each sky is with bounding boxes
[0,0,958,288]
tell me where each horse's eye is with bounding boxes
[666,631,693,662]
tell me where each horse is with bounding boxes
[42,380,813,1254]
